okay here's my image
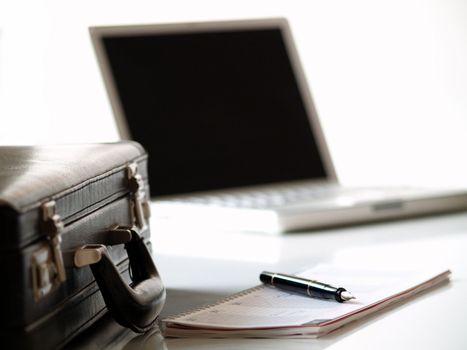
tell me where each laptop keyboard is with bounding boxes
[171,184,362,209]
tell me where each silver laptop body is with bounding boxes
[90,18,467,233]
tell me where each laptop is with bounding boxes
[90,18,467,233]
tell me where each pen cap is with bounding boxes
[260,271,274,284]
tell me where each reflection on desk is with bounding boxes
[69,210,467,350]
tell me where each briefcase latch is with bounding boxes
[127,163,151,231]
[32,200,66,301]
[41,200,66,283]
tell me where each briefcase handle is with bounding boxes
[76,229,166,333]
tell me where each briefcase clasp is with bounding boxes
[127,163,151,231]
[32,200,67,301]
[41,200,66,284]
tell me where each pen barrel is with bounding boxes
[260,272,346,302]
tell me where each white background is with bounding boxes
[1,0,467,187]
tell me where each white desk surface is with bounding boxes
[70,208,467,350]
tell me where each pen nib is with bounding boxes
[340,291,356,301]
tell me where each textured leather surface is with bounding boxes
[1,260,132,349]
[0,141,145,212]
[0,142,148,249]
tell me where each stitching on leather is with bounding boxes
[19,155,148,212]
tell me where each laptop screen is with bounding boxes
[100,27,328,196]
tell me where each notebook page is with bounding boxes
[165,265,449,329]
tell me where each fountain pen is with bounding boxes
[260,271,356,303]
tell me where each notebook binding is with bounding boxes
[165,285,265,321]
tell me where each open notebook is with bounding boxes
[162,265,450,338]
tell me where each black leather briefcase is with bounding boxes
[0,142,165,349]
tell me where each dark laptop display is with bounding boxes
[91,19,467,233]
[100,28,327,196]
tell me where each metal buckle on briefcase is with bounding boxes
[127,163,151,231]
[31,200,67,301]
